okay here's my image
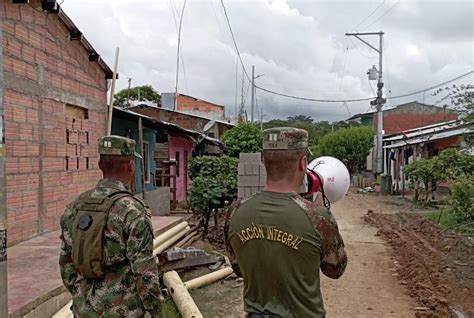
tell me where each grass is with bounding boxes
[425,210,474,234]
[161,299,181,318]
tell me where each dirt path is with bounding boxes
[321,192,416,317]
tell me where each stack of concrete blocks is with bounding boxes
[238,153,267,199]
[137,187,171,216]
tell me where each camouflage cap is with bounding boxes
[262,127,308,150]
[98,135,142,158]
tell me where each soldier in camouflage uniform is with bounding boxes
[225,127,347,318]
[59,135,162,317]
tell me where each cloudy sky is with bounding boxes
[62,0,473,122]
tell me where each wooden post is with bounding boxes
[401,146,406,197]
[107,47,120,136]
[139,117,146,200]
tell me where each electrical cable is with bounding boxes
[351,0,386,31]
[255,69,474,103]
[220,0,251,82]
[364,0,400,31]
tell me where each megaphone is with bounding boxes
[300,156,350,205]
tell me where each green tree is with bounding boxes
[432,83,473,120]
[113,85,161,107]
[318,126,374,173]
[221,123,262,157]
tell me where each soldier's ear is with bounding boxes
[298,155,307,172]
[127,159,135,172]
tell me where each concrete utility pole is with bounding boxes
[345,31,386,174]
[250,66,264,123]
[0,23,8,316]
[251,65,255,122]
[126,77,132,109]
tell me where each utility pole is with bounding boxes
[250,66,264,124]
[345,31,385,174]
[174,0,187,111]
[126,77,132,109]
[251,65,255,123]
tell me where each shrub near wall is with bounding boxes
[189,156,238,234]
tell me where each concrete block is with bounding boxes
[244,187,253,198]
[238,175,260,187]
[239,152,261,163]
[252,163,261,175]
[238,163,246,175]
[137,187,171,216]
[238,187,245,198]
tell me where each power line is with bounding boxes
[255,69,474,103]
[364,0,400,30]
[170,0,189,94]
[351,0,386,31]
[220,0,251,82]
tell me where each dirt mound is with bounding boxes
[363,211,474,317]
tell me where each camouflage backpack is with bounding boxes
[71,189,143,279]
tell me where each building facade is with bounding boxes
[2,0,113,245]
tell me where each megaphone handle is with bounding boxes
[314,172,331,209]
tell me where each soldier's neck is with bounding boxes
[265,179,300,194]
[103,173,130,185]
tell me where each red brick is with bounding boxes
[19,5,34,23]
[3,55,14,73]
[5,122,20,140]
[34,8,46,25]
[43,157,65,172]
[6,37,22,58]
[18,157,34,173]
[5,157,19,174]
[57,60,67,75]
[12,58,27,77]
[35,49,47,65]
[21,44,36,63]
[51,73,62,88]
[26,64,37,81]
[14,23,29,43]
[26,108,39,124]
[3,20,15,35]
[5,4,21,20]
[12,107,27,123]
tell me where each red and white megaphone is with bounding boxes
[300,156,350,205]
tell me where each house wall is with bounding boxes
[111,117,157,193]
[176,94,225,120]
[2,1,108,244]
[168,136,193,202]
[131,106,232,140]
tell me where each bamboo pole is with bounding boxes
[52,300,73,318]
[153,221,189,249]
[107,47,120,136]
[138,117,146,200]
[184,267,234,290]
[153,226,190,256]
[163,271,203,318]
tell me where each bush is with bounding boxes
[318,126,374,173]
[404,159,436,203]
[447,174,474,224]
[189,156,238,235]
[221,123,262,157]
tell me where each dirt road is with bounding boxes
[192,191,421,317]
[321,192,416,317]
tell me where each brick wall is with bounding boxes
[177,95,224,118]
[2,1,108,245]
[133,106,208,131]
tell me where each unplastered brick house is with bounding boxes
[1,0,113,245]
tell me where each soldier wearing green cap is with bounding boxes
[59,135,162,317]
[225,127,347,317]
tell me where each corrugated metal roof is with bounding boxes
[384,127,472,149]
[384,120,466,141]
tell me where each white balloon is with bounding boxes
[308,156,350,203]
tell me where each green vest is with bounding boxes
[71,189,138,279]
[229,191,325,318]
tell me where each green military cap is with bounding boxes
[98,135,142,158]
[262,127,308,150]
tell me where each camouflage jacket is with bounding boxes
[59,179,162,317]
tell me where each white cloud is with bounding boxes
[62,0,474,121]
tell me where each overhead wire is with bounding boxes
[351,0,386,31]
[255,69,474,103]
[364,0,400,31]
[170,0,189,94]
[220,0,251,82]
